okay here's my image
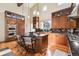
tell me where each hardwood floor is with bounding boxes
[0,33,69,56]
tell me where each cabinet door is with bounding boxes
[52,34,68,46]
[52,16,60,28]
[7,17,16,25]
[52,16,56,28]
[56,16,60,28]
[17,20,25,35]
[33,17,39,29]
[42,35,48,49]
[59,16,68,28]
[76,20,79,28]
[70,21,76,28]
[52,16,69,28]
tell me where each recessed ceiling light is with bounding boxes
[57,3,64,6]
[42,5,47,11]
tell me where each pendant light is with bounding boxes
[28,3,30,19]
[21,4,25,35]
[37,3,39,16]
[36,3,40,34]
[37,3,39,29]
[22,3,24,20]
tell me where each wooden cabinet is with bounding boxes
[52,15,77,29]
[36,35,48,53]
[76,20,79,28]
[7,17,16,25]
[17,20,25,35]
[5,11,25,41]
[60,16,68,28]
[52,6,77,29]
[69,20,76,28]
[48,33,69,52]
[52,16,69,28]
[33,16,39,29]
[55,34,68,46]
[52,16,59,28]
[48,33,68,46]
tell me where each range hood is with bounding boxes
[68,4,79,19]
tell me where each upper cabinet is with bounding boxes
[52,16,68,28]
[33,16,39,29]
[51,6,77,29]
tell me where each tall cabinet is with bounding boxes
[33,16,39,29]
[5,11,25,41]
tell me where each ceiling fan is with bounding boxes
[17,3,23,7]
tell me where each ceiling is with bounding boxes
[18,3,71,9]
[23,3,36,8]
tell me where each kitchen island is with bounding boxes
[21,33,48,54]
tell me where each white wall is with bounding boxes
[0,3,28,42]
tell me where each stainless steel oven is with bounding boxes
[7,24,16,38]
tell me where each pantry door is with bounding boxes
[17,19,25,35]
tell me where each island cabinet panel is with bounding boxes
[35,35,48,53]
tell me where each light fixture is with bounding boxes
[28,15,30,19]
[22,4,24,20]
[37,11,39,16]
[28,3,30,19]
[42,5,47,11]
[74,42,79,46]
[57,3,64,6]
[33,10,37,15]
[37,3,40,16]
[22,17,24,20]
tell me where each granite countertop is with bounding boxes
[22,33,48,37]
[67,33,79,56]
[33,33,48,36]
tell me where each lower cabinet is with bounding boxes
[48,33,69,52]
